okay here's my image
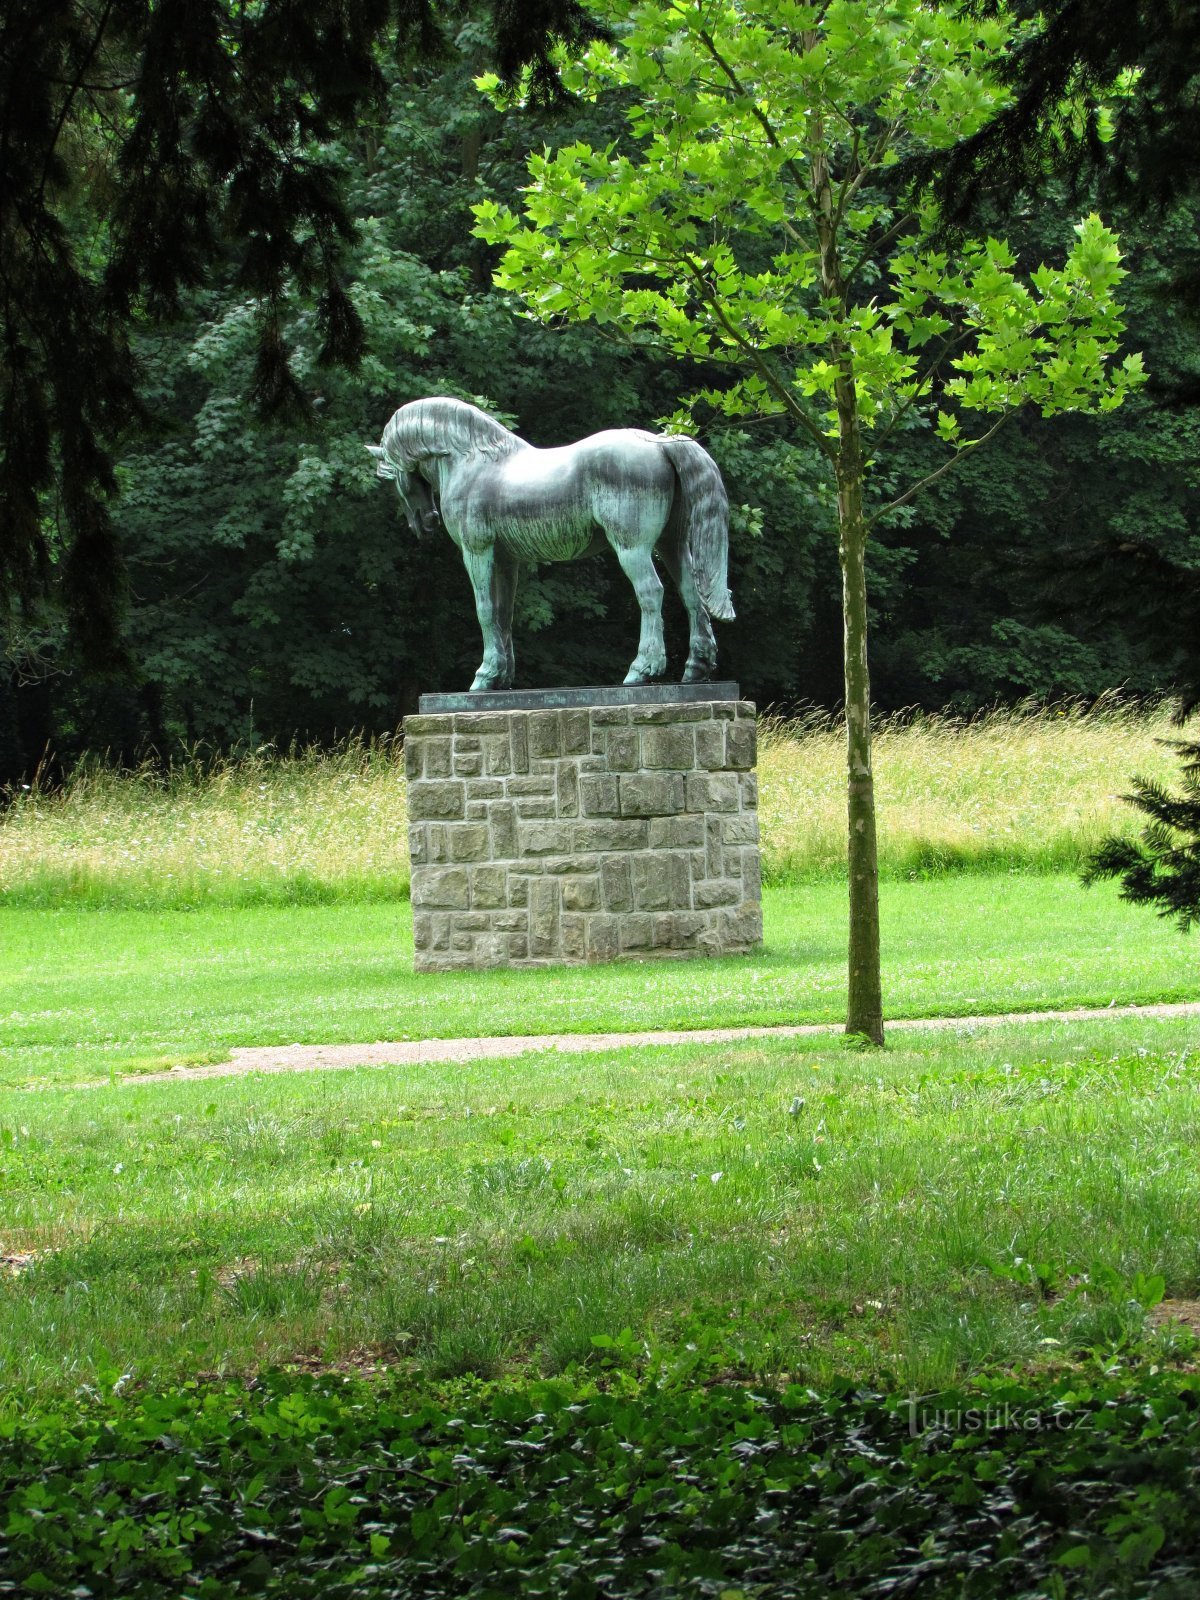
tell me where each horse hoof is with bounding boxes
[682,664,716,684]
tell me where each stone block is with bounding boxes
[705,816,723,878]
[454,912,491,932]
[447,823,489,862]
[693,878,741,908]
[561,710,591,754]
[606,729,640,771]
[631,851,690,911]
[721,813,760,845]
[630,703,712,723]
[491,802,517,859]
[591,706,630,725]
[482,736,512,776]
[557,763,579,817]
[574,819,649,852]
[514,797,556,819]
[528,710,562,758]
[455,711,511,735]
[427,824,448,863]
[740,772,758,809]
[404,741,421,782]
[694,721,726,770]
[561,913,586,961]
[520,822,576,856]
[467,778,505,800]
[641,724,695,770]
[472,865,507,908]
[454,736,480,753]
[411,867,469,909]
[719,901,763,949]
[619,772,685,816]
[562,875,601,911]
[510,718,529,774]
[685,772,739,813]
[466,802,488,820]
[529,878,561,957]
[453,752,483,777]
[509,775,555,796]
[408,824,427,865]
[587,916,621,963]
[726,720,757,770]
[649,815,705,849]
[741,849,762,897]
[601,855,633,912]
[619,914,655,951]
[413,911,432,950]
[580,774,620,817]
[493,911,528,932]
[402,714,444,736]
[408,781,465,821]
[508,876,532,907]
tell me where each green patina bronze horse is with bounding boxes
[368,397,734,692]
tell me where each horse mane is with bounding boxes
[382,398,521,469]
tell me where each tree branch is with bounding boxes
[678,254,834,456]
[867,412,1012,528]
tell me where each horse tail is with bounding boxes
[660,437,735,621]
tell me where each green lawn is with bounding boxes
[1,875,1195,1087]
[1,1013,1198,1399]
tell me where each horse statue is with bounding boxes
[367,397,734,692]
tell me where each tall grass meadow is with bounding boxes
[0,699,1182,909]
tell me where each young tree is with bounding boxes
[1084,736,1200,932]
[474,0,1143,1043]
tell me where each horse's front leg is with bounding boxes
[614,543,667,684]
[461,543,509,692]
[493,544,520,687]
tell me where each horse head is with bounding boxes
[366,444,442,540]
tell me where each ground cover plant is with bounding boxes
[0,702,1181,909]
[1,875,1195,1088]
[5,1366,1200,1598]
[2,1018,1200,1593]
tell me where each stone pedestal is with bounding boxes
[403,695,762,971]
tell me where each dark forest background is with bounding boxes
[3,19,1197,781]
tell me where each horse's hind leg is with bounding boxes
[614,543,668,684]
[461,544,510,692]
[658,532,717,683]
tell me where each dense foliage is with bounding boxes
[0,0,600,659]
[3,1369,1200,1596]
[4,4,1200,781]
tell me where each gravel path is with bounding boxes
[135,1000,1200,1083]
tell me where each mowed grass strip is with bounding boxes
[0,701,1184,908]
[1,1015,1198,1397]
[1,876,1195,1086]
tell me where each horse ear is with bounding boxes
[365,445,384,458]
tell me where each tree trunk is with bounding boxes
[837,460,884,1045]
[813,134,885,1046]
